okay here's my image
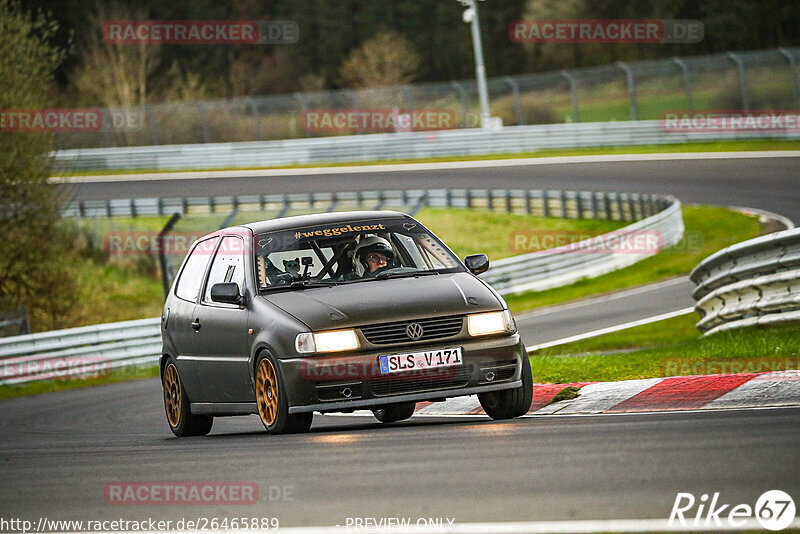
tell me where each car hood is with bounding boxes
[260,272,502,330]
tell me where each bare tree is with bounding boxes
[339,31,421,88]
[229,50,295,96]
[523,0,589,68]
[297,73,326,93]
[72,1,160,108]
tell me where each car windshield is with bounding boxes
[254,217,463,291]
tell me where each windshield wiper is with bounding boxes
[375,270,439,280]
[262,280,341,292]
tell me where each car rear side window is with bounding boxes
[202,236,246,304]
[175,236,219,302]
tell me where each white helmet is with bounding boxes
[352,236,395,276]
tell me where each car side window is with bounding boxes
[175,236,219,302]
[203,235,246,305]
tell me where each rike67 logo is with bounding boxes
[669,490,796,531]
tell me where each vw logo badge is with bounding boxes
[405,322,424,340]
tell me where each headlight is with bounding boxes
[467,309,515,336]
[295,329,360,354]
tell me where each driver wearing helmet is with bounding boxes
[352,236,396,277]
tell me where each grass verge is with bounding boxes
[505,205,763,313]
[414,207,624,261]
[530,315,800,384]
[0,365,159,401]
[56,139,800,177]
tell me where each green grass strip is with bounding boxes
[531,315,800,384]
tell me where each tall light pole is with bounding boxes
[458,0,494,128]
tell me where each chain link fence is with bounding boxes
[56,47,800,150]
[0,308,30,338]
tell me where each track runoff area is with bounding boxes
[34,152,800,533]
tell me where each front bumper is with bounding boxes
[279,333,526,414]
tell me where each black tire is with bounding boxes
[255,352,313,434]
[372,402,416,423]
[162,359,213,437]
[478,350,533,420]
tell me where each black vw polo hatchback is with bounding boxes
[160,211,532,436]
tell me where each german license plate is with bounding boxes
[379,347,463,374]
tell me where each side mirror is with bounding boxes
[464,254,489,275]
[210,282,244,305]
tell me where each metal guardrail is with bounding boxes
[7,188,682,383]
[53,120,800,172]
[484,197,683,294]
[64,187,670,220]
[690,227,800,335]
[0,318,161,385]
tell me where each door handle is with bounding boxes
[191,319,201,330]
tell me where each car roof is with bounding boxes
[233,210,412,235]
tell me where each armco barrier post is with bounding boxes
[245,96,260,140]
[158,213,182,298]
[542,190,550,218]
[503,76,525,126]
[778,48,800,110]
[450,81,469,128]
[672,57,695,111]
[560,70,580,123]
[617,61,639,121]
[727,52,750,111]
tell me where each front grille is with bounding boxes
[360,315,464,345]
[370,365,473,397]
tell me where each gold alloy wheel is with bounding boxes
[256,358,279,426]
[163,363,182,428]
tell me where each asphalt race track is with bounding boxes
[63,155,800,222]
[2,154,796,528]
[515,277,694,348]
[1,379,799,527]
